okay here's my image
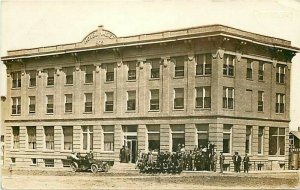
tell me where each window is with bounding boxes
[84,93,93,113]
[11,71,21,88]
[12,97,21,115]
[171,125,185,152]
[64,67,74,85]
[105,92,114,112]
[65,94,72,113]
[196,87,211,108]
[106,64,114,82]
[223,87,234,109]
[276,64,285,84]
[150,89,159,111]
[147,125,160,152]
[223,124,232,154]
[127,62,136,80]
[174,88,184,109]
[223,55,235,76]
[46,95,54,114]
[258,91,264,112]
[45,69,55,86]
[12,126,20,149]
[28,70,36,87]
[83,65,94,84]
[258,126,264,154]
[197,124,209,148]
[82,126,93,151]
[174,56,185,77]
[62,159,71,167]
[44,159,54,167]
[29,96,36,114]
[27,126,36,149]
[103,125,114,151]
[245,90,252,112]
[269,127,285,155]
[11,158,16,164]
[150,59,160,79]
[31,158,37,165]
[44,126,54,150]
[246,59,253,79]
[196,54,211,75]
[127,91,136,111]
[258,62,264,81]
[245,126,252,154]
[276,93,285,113]
[63,126,73,150]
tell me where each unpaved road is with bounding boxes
[1,169,300,189]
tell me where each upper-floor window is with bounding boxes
[246,59,253,80]
[106,63,115,82]
[45,69,55,86]
[127,91,136,111]
[29,96,36,114]
[46,95,54,114]
[258,62,264,81]
[83,65,94,84]
[12,126,20,149]
[127,62,136,81]
[223,55,235,76]
[195,87,211,108]
[11,71,21,88]
[258,91,264,112]
[44,126,54,150]
[150,89,159,111]
[84,93,93,113]
[196,54,211,76]
[12,97,21,115]
[64,67,74,85]
[65,94,72,113]
[27,126,36,149]
[276,93,285,114]
[174,88,184,110]
[223,87,234,109]
[276,64,285,84]
[150,59,160,79]
[174,56,185,77]
[105,92,114,112]
[245,89,253,112]
[28,70,36,87]
[103,125,114,151]
[82,126,93,151]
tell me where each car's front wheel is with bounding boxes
[70,162,78,172]
[91,164,98,174]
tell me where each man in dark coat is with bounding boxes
[219,152,225,173]
[243,154,250,173]
[232,152,242,172]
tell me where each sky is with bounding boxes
[0,0,300,130]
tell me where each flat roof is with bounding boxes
[2,24,299,61]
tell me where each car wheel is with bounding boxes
[71,162,78,172]
[91,164,98,174]
[103,164,109,172]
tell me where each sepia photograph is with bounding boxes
[1,0,300,189]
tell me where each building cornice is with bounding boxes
[1,24,299,62]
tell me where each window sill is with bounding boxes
[84,83,93,85]
[10,149,20,152]
[64,112,73,114]
[173,109,184,111]
[223,75,235,78]
[222,108,235,111]
[258,80,265,83]
[275,113,285,115]
[11,87,21,90]
[195,108,211,111]
[30,164,38,167]
[104,111,114,113]
[83,112,93,114]
[11,114,21,116]
[173,76,184,79]
[276,82,285,85]
[46,85,54,88]
[45,113,54,115]
[246,78,253,81]
[64,84,74,86]
[42,150,55,153]
[195,74,211,77]
[28,113,36,115]
[25,149,37,152]
[28,86,36,89]
[126,110,136,113]
[257,111,264,113]
[148,110,160,112]
[104,81,114,84]
[60,150,72,153]
[149,78,160,81]
[126,80,136,82]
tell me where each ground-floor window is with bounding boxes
[12,126,20,149]
[44,126,54,150]
[147,125,160,152]
[62,159,71,167]
[63,126,73,150]
[27,126,36,149]
[103,125,114,151]
[171,124,185,152]
[82,126,93,151]
[258,126,264,154]
[269,127,285,155]
[245,126,252,154]
[223,124,232,154]
[196,124,209,148]
[44,159,54,167]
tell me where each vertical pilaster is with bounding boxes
[114,124,123,160]
[264,127,269,156]
[36,125,44,150]
[232,124,245,155]
[137,124,146,152]
[186,55,195,115]
[160,124,170,152]
[19,126,26,150]
[252,125,258,156]
[93,125,102,152]
[54,126,62,151]
[73,125,81,152]
[185,124,196,151]
[161,57,170,114]
[209,123,223,153]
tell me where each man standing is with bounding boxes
[211,151,218,172]
[232,152,241,172]
[243,154,250,173]
[219,152,225,173]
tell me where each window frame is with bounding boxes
[150,59,160,79]
[62,126,73,151]
[258,62,264,81]
[12,126,20,150]
[195,86,211,109]
[147,125,160,152]
[27,126,36,150]
[223,87,234,110]
[105,92,114,112]
[223,55,235,77]
[173,88,184,110]
[171,124,185,152]
[29,96,36,114]
[173,56,185,77]
[84,93,93,113]
[223,124,232,155]
[106,63,115,82]
[127,61,137,81]
[275,93,285,114]
[258,91,264,112]
[149,89,159,111]
[102,125,114,152]
[45,69,55,86]
[246,59,253,80]
[11,71,22,88]
[28,70,37,87]
[127,91,136,111]
[82,126,93,151]
[44,126,54,150]
[11,97,21,115]
[195,54,212,76]
[46,95,54,114]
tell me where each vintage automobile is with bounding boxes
[67,152,109,174]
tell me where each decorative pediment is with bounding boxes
[81,25,117,46]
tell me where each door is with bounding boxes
[125,140,137,163]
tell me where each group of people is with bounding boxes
[232,152,250,173]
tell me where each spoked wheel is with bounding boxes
[91,164,98,174]
[103,164,109,172]
[70,162,78,172]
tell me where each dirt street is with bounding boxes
[1,169,300,189]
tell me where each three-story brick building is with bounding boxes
[1,24,298,169]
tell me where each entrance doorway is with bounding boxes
[123,125,138,163]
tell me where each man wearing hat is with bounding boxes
[219,151,225,173]
[232,152,242,172]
